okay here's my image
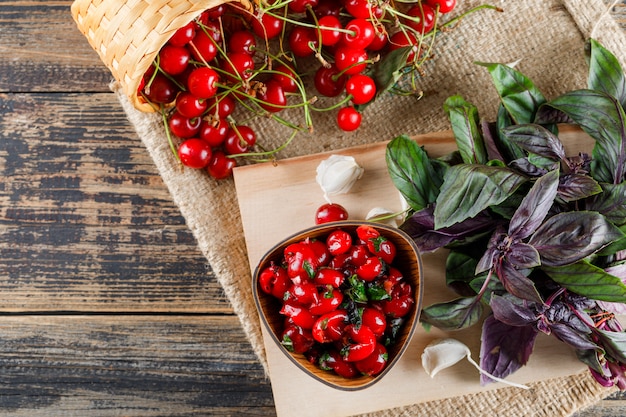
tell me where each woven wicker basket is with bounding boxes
[71,0,253,112]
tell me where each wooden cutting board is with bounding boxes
[233,125,604,417]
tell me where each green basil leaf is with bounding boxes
[434,164,527,229]
[443,95,488,164]
[587,38,626,108]
[495,103,526,161]
[386,135,444,211]
[477,62,547,124]
[542,260,626,302]
[373,46,413,97]
[420,296,483,331]
[529,211,625,266]
[538,90,626,184]
[595,328,626,363]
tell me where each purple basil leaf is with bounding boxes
[509,157,548,177]
[502,123,566,161]
[558,173,602,202]
[533,106,574,125]
[476,226,506,274]
[537,90,626,184]
[401,205,496,253]
[443,95,488,164]
[434,164,527,229]
[586,182,626,226]
[529,211,624,266]
[481,119,506,161]
[420,296,483,331]
[496,260,544,304]
[490,294,538,327]
[549,323,598,351]
[595,328,626,364]
[508,169,559,240]
[479,314,538,385]
[542,260,626,302]
[507,241,541,269]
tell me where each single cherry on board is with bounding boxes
[315,203,349,224]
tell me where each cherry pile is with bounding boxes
[258,224,415,378]
[138,0,481,179]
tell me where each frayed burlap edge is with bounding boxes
[112,0,626,415]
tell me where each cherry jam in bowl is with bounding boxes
[252,221,423,391]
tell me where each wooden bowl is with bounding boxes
[252,221,423,391]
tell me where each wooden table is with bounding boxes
[0,1,625,416]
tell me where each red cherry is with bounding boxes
[222,52,255,82]
[315,203,349,224]
[142,72,179,104]
[425,0,457,13]
[272,64,298,93]
[178,138,212,169]
[388,31,420,63]
[205,94,236,119]
[341,19,375,50]
[346,74,376,105]
[187,67,219,99]
[199,118,229,147]
[251,11,285,40]
[334,46,368,75]
[168,111,201,138]
[189,29,218,63]
[314,64,347,97]
[288,0,319,13]
[288,26,319,57]
[317,15,342,46]
[168,21,197,47]
[228,30,257,55]
[405,3,436,34]
[368,25,389,51]
[344,0,384,19]
[175,92,207,118]
[224,125,256,155]
[337,106,362,132]
[258,80,286,113]
[207,150,236,179]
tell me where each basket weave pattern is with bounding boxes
[71,0,252,112]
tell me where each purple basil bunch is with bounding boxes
[386,39,626,388]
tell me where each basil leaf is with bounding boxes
[490,294,538,327]
[477,62,547,124]
[373,46,414,98]
[446,250,479,287]
[542,260,626,302]
[443,95,488,164]
[529,211,625,266]
[434,164,527,229]
[495,103,526,161]
[508,169,559,240]
[420,296,483,331]
[479,314,537,385]
[386,135,444,211]
[586,182,626,226]
[595,328,626,364]
[587,38,626,108]
[549,323,597,351]
[496,259,543,304]
[557,173,602,202]
[537,90,626,184]
[502,124,566,162]
[400,205,496,253]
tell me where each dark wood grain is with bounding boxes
[0,0,625,416]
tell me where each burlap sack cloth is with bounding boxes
[111,0,626,415]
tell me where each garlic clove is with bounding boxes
[421,338,470,378]
[316,155,364,202]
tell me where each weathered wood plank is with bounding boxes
[0,315,275,416]
[0,92,232,312]
[0,1,111,92]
